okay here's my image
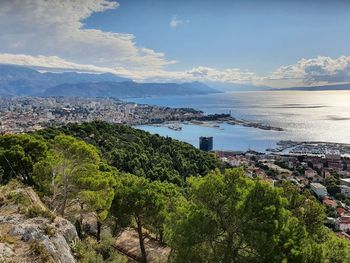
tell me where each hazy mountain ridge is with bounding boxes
[273,83,350,91]
[0,64,219,97]
[43,81,218,98]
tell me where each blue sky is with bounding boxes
[1,0,350,88]
[85,0,350,73]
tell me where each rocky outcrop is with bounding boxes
[0,181,77,263]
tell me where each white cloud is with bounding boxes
[263,56,350,87]
[170,15,189,28]
[0,0,175,71]
[0,53,134,77]
[133,66,257,84]
[2,51,350,88]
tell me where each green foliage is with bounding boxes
[73,231,127,263]
[112,174,181,262]
[0,123,348,262]
[325,176,341,196]
[165,169,311,263]
[25,205,55,221]
[280,181,326,237]
[36,121,222,185]
[0,134,48,185]
[33,135,102,216]
[29,240,52,263]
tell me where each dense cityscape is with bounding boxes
[0,97,203,133]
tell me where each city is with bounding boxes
[0,97,203,134]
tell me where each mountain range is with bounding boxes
[0,64,218,98]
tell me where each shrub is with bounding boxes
[25,205,55,221]
[0,234,16,244]
[30,240,52,263]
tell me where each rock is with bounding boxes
[51,236,76,263]
[54,217,78,242]
[0,183,78,263]
[0,242,15,258]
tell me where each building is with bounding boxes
[340,185,350,197]
[340,178,350,187]
[310,183,328,198]
[337,215,350,232]
[305,168,318,180]
[323,198,337,208]
[325,149,341,160]
[199,136,213,152]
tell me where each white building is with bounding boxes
[337,215,350,232]
[340,185,350,197]
[340,178,350,187]
[310,183,328,198]
[325,149,341,160]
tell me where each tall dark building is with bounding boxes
[199,136,213,152]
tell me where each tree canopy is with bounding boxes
[36,121,222,185]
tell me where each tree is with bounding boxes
[0,134,47,184]
[324,175,341,197]
[165,168,308,263]
[280,181,326,237]
[111,174,178,263]
[78,168,116,241]
[36,121,222,185]
[33,135,101,216]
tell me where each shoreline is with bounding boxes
[134,113,284,132]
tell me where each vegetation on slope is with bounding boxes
[0,122,350,262]
[36,121,222,185]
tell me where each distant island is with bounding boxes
[0,64,219,98]
[273,83,350,91]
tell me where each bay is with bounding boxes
[129,91,350,152]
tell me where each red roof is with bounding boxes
[323,199,337,207]
[336,207,346,216]
[340,216,350,224]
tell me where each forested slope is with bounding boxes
[36,121,222,185]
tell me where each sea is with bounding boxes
[127,91,350,152]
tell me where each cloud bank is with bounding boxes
[264,56,350,87]
[0,0,175,71]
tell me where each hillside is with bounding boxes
[1,123,350,262]
[0,64,219,97]
[36,121,222,185]
[42,81,217,98]
[0,181,77,263]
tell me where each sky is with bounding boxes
[1,0,350,88]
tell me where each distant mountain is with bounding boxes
[43,81,219,98]
[205,81,272,92]
[0,64,130,96]
[0,64,219,98]
[273,83,350,91]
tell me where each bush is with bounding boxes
[30,240,52,263]
[25,205,55,221]
[0,234,16,244]
[72,230,127,263]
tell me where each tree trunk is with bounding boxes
[97,220,102,242]
[136,216,147,263]
[75,203,84,238]
[60,189,67,217]
[60,162,68,217]
[159,229,164,244]
[75,219,82,239]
